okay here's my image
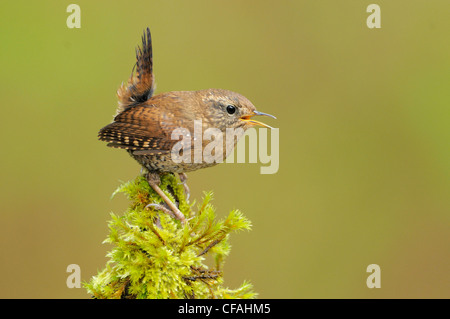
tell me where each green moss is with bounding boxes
[85,174,256,299]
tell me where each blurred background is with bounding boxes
[0,1,448,298]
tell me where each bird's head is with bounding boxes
[200,89,276,132]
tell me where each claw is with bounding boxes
[178,173,190,201]
[146,172,187,225]
[146,203,176,219]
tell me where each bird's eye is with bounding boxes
[226,105,236,115]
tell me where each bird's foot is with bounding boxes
[178,172,190,202]
[145,172,187,225]
[145,203,176,219]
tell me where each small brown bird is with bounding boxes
[98,28,275,223]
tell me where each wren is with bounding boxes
[98,28,275,224]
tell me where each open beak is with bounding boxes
[240,110,277,129]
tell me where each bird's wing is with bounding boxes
[116,27,155,114]
[98,105,174,153]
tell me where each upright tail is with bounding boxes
[116,27,155,114]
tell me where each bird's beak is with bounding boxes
[240,110,277,129]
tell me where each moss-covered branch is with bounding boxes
[85,173,256,299]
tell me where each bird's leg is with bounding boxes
[145,203,176,219]
[140,167,148,175]
[146,172,187,225]
[178,172,190,201]
[145,204,173,229]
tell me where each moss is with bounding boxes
[85,173,255,299]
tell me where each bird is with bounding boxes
[98,28,275,224]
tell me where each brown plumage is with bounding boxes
[116,28,154,114]
[98,28,275,175]
[98,28,276,223]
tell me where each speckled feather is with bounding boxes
[116,27,154,114]
[98,28,267,173]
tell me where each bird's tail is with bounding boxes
[116,27,155,114]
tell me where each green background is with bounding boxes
[0,1,448,298]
